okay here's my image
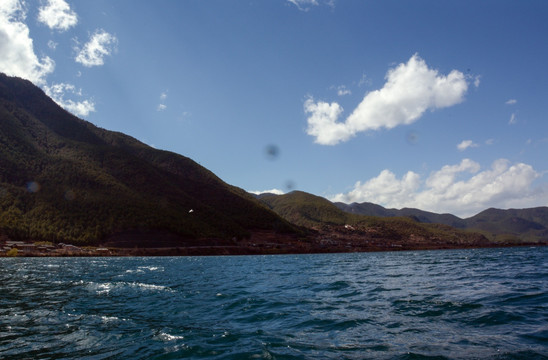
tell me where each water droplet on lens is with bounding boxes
[64,189,76,201]
[406,131,418,145]
[264,144,280,160]
[26,181,40,193]
[285,180,295,191]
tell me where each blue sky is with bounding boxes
[1,0,548,217]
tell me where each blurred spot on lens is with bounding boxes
[265,144,280,160]
[406,130,418,145]
[285,180,295,191]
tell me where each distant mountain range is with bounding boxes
[0,73,545,251]
[334,201,548,243]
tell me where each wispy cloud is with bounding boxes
[37,0,78,32]
[44,83,95,117]
[75,29,118,67]
[157,91,167,111]
[506,99,517,105]
[509,113,517,125]
[457,140,479,151]
[287,0,334,11]
[330,159,544,218]
[0,0,55,85]
[336,85,351,96]
[287,0,319,11]
[305,54,469,145]
[358,73,371,87]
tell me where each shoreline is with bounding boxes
[1,242,544,258]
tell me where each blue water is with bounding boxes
[1,247,547,359]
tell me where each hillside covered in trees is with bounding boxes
[0,73,297,245]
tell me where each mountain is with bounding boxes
[257,191,348,228]
[335,202,466,228]
[335,202,548,244]
[0,73,296,245]
[259,191,491,249]
[466,207,548,243]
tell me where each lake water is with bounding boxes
[1,247,547,359]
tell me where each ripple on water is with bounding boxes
[0,248,547,359]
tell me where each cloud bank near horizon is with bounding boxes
[329,158,546,218]
[305,54,469,145]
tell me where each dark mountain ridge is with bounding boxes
[0,73,296,245]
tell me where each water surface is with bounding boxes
[1,247,547,359]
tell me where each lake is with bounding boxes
[1,247,547,359]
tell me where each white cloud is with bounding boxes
[44,82,95,117]
[330,159,545,218]
[358,73,371,87]
[75,29,117,67]
[157,91,167,111]
[37,0,77,32]
[0,0,55,85]
[336,85,351,96]
[473,75,481,88]
[305,54,469,145]
[509,113,517,125]
[249,189,285,196]
[287,0,319,11]
[506,99,517,105]
[457,140,479,151]
[47,40,57,50]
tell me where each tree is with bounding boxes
[6,248,18,257]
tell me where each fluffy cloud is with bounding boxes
[457,140,479,151]
[306,54,469,145]
[75,29,117,67]
[0,0,55,85]
[44,83,95,117]
[330,159,545,218]
[37,0,77,32]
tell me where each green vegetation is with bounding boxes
[335,201,548,244]
[259,191,489,245]
[0,73,296,245]
[6,248,18,257]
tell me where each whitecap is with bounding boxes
[138,266,164,272]
[128,282,174,292]
[157,332,185,341]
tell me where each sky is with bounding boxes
[1,0,548,218]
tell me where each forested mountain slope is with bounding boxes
[0,74,295,245]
